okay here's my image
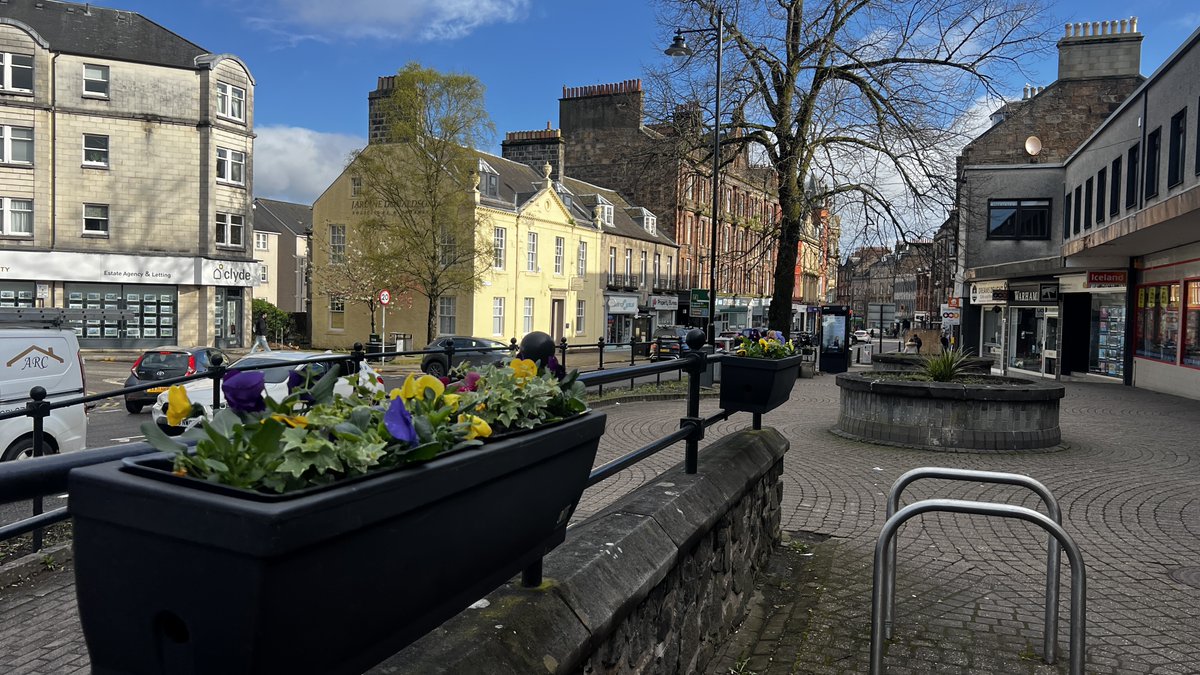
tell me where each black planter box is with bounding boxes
[719,354,803,414]
[69,412,607,675]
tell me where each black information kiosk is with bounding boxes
[819,305,850,374]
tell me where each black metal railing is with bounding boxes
[0,331,737,575]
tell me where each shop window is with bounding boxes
[987,199,1050,240]
[1144,127,1161,199]
[1095,168,1106,225]
[1091,297,1125,377]
[1185,280,1200,368]
[1135,283,1180,363]
[1168,109,1186,188]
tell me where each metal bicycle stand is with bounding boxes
[883,468,1063,663]
[870,499,1086,675]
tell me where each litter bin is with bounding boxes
[391,332,413,354]
[700,346,716,387]
[366,333,386,362]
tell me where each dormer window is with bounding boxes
[478,159,499,199]
[640,209,656,235]
[596,195,614,226]
[555,182,573,209]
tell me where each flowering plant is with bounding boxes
[733,331,798,359]
[140,354,587,494]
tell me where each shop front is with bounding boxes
[605,293,639,345]
[1,251,258,349]
[1006,282,1059,377]
[1058,271,1127,379]
[648,294,679,330]
[969,280,1008,365]
[716,295,750,332]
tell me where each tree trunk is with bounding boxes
[425,293,437,345]
[768,174,803,332]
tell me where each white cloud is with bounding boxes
[254,126,365,205]
[256,0,530,42]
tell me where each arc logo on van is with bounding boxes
[6,345,65,371]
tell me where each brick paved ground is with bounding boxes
[2,368,1199,673]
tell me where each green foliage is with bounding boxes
[733,335,797,359]
[921,348,974,382]
[460,360,588,433]
[140,355,588,495]
[251,298,292,340]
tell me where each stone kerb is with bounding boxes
[834,373,1064,451]
[376,428,788,674]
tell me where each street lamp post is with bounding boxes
[666,9,723,345]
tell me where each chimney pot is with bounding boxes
[1065,23,1073,37]
[1130,16,1138,32]
[1092,21,1100,35]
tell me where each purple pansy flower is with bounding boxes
[384,397,417,444]
[222,370,266,413]
[546,356,567,381]
[461,371,481,392]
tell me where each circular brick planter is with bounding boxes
[833,373,1065,452]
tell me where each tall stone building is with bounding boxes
[0,0,257,348]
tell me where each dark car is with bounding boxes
[123,346,228,413]
[649,326,691,361]
[420,336,511,377]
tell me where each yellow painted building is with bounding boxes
[311,150,606,350]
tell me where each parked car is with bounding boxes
[420,336,511,377]
[151,351,383,435]
[649,326,692,361]
[853,330,872,344]
[0,321,87,461]
[123,346,228,413]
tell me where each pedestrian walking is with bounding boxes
[911,333,923,354]
[251,311,271,353]
[940,333,950,353]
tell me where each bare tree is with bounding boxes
[312,224,409,336]
[351,63,496,343]
[651,0,1051,331]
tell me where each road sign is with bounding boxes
[378,289,391,306]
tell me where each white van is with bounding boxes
[0,317,88,461]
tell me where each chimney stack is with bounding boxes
[1057,17,1142,81]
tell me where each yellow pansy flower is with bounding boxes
[442,393,461,409]
[166,385,193,427]
[389,388,403,400]
[758,338,769,348]
[270,414,309,428]
[400,373,445,401]
[400,374,421,400]
[458,414,492,440]
[510,358,538,380]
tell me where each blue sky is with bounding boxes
[90,0,1200,205]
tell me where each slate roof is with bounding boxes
[253,198,311,237]
[470,150,599,229]
[4,0,209,69]
[558,176,678,248]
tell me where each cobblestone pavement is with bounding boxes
[3,370,1199,674]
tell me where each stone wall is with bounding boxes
[373,428,788,674]
[834,373,1064,451]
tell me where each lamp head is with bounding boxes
[665,32,693,57]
